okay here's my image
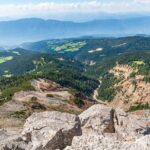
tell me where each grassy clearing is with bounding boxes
[3,74,12,78]
[3,70,12,78]
[133,61,145,65]
[12,51,21,55]
[0,56,13,64]
[49,41,86,52]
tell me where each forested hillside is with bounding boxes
[0,49,98,105]
[86,51,150,111]
[0,36,150,112]
[21,36,150,63]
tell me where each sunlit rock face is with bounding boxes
[66,105,150,150]
[0,104,150,150]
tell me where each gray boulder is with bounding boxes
[66,104,150,150]
[1,104,150,150]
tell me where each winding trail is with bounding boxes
[93,80,107,105]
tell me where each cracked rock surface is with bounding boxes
[0,104,150,150]
[66,105,150,150]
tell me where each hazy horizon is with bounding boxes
[0,0,150,22]
[0,0,150,46]
[1,14,150,22]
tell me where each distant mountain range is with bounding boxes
[1,17,150,45]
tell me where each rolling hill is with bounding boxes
[21,36,150,64]
[0,48,98,105]
[0,36,150,145]
[0,36,150,113]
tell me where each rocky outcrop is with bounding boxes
[66,104,150,150]
[0,104,150,150]
[0,128,21,149]
[65,134,150,150]
[21,111,81,150]
[0,111,81,150]
[79,105,115,134]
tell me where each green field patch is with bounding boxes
[12,51,21,55]
[133,61,145,65]
[0,56,13,64]
[4,70,9,73]
[3,70,12,78]
[3,74,12,78]
[49,41,86,52]
[131,60,145,71]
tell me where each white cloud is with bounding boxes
[0,1,150,19]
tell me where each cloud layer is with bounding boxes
[0,0,150,20]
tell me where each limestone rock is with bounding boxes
[0,128,24,150]
[79,104,114,134]
[21,111,81,150]
[114,108,149,141]
[65,134,150,150]
[66,104,150,150]
[0,104,150,150]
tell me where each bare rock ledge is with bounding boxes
[0,104,150,150]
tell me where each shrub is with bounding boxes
[74,98,84,108]
[11,110,27,119]
[46,94,54,97]
[31,96,38,102]
[128,102,150,112]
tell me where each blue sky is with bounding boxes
[0,0,97,4]
[0,0,150,21]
